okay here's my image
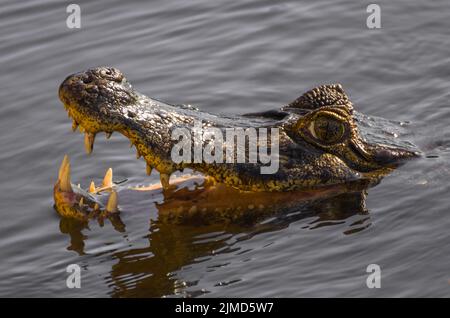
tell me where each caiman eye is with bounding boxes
[308,115,346,144]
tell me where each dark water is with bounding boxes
[1,0,449,297]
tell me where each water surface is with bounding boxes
[0,0,449,297]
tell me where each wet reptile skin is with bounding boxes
[58,66,418,193]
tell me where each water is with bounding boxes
[1,0,449,297]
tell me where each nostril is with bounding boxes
[82,76,92,84]
[99,68,114,78]
[99,67,123,82]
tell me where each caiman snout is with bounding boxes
[58,67,138,154]
[58,67,133,117]
[59,67,124,93]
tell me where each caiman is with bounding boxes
[54,66,419,224]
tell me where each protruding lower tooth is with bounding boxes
[136,149,141,159]
[146,164,152,176]
[102,168,113,188]
[160,173,170,189]
[106,132,112,139]
[72,120,78,132]
[59,158,73,193]
[79,197,84,206]
[58,155,69,180]
[89,181,96,193]
[94,203,99,211]
[106,191,118,213]
[84,132,95,154]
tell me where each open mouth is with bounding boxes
[59,77,183,190]
[61,107,182,190]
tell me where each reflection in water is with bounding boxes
[59,212,126,256]
[59,218,87,256]
[58,188,370,297]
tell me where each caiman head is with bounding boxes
[59,67,418,191]
[58,66,419,196]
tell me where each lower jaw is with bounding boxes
[54,167,368,225]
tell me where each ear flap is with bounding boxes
[283,84,353,112]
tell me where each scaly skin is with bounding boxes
[54,66,419,222]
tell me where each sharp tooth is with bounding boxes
[72,120,78,132]
[146,164,152,176]
[102,168,113,188]
[160,173,170,189]
[58,155,69,180]
[84,132,95,154]
[105,191,118,213]
[105,132,112,139]
[94,203,100,211]
[130,142,133,148]
[136,149,141,159]
[89,181,96,193]
[79,197,84,206]
[59,160,73,192]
